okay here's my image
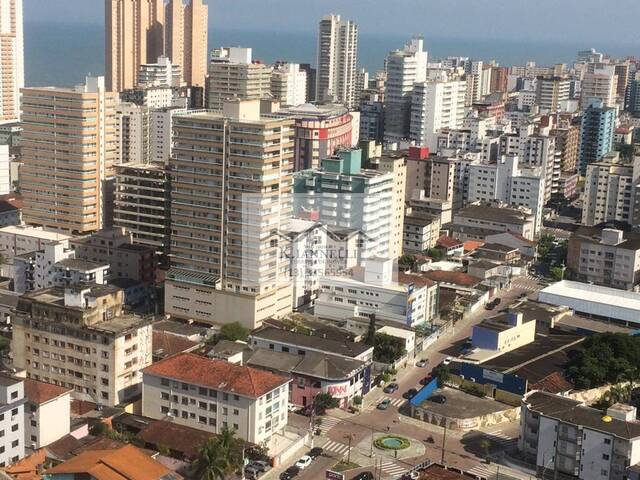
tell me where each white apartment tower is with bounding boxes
[271,63,307,106]
[315,14,358,108]
[410,73,467,151]
[0,0,23,123]
[384,36,428,143]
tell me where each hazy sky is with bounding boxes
[22,0,640,46]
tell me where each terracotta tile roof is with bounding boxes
[397,272,436,289]
[437,235,463,249]
[143,352,289,398]
[138,420,212,460]
[152,331,199,359]
[45,435,84,461]
[463,240,484,252]
[45,444,179,480]
[24,379,72,405]
[4,449,46,480]
[531,372,574,394]
[71,400,96,416]
[422,270,482,287]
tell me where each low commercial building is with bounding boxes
[472,312,536,355]
[142,353,290,445]
[0,226,71,264]
[0,374,25,466]
[403,213,440,253]
[484,232,536,258]
[538,280,640,327]
[447,203,537,241]
[567,227,640,291]
[521,390,640,480]
[23,379,71,449]
[11,284,154,406]
[475,243,521,264]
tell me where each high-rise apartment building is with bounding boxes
[20,77,119,234]
[489,66,509,93]
[535,76,570,112]
[165,0,208,88]
[410,74,467,151]
[551,123,580,174]
[165,100,295,329]
[270,63,307,107]
[579,99,616,175]
[138,55,182,88]
[580,66,618,109]
[206,47,272,111]
[0,0,23,123]
[383,37,428,143]
[315,14,358,108]
[105,0,165,92]
[377,153,407,259]
[116,103,150,165]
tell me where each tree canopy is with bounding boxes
[314,392,339,414]
[373,333,406,364]
[566,333,640,389]
[218,322,250,342]
[192,428,244,480]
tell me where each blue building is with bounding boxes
[579,99,616,175]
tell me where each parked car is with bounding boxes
[403,388,418,400]
[280,466,300,480]
[296,405,314,417]
[416,359,428,368]
[351,472,374,480]
[295,455,312,470]
[494,297,501,305]
[419,375,433,386]
[443,357,453,365]
[244,465,261,479]
[250,461,271,473]
[383,382,399,394]
[307,447,323,459]
[518,292,528,298]
[377,399,391,410]
[430,395,447,404]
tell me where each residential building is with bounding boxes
[0,200,20,227]
[13,241,83,294]
[567,227,640,291]
[410,74,467,151]
[105,0,165,92]
[293,149,394,259]
[472,312,536,354]
[149,106,186,164]
[315,14,358,108]
[245,347,370,409]
[12,284,154,407]
[299,63,316,102]
[359,97,385,143]
[23,378,71,449]
[116,103,150,165]
[277,103,354,171]
[580,65,618,109]
[579,99,616,175]
[535,76,570,112]
[164,0,208,88]
[551,123,580,173]
[448,203,536,241]
[138,55,182,88]
[403,212,441,253]
[377,153,407,259]
[0,146,10,196]
[114,163,170,261]
[0,225,70,264]
[166,100,294,329]
[270,63,307,106]
[0,0,23,123]
[521,390,640,480]
[315,259,439,328]
[120,85,180,109]
[45,444,182,480]
[206,47,272,110]
[142,352,290,444]
[475,243,521,264]
[581,153,637,226]
[383,36,428,142]
[483,232,536,258]
[70,228,157,284]
[0,374,25,466]
[489,66,509,93]
[20,77,119,234]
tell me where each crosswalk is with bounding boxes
[379,460,407,477]
[316,416,341,435]
[487,430,518,450]
[466,464,493,479]
[381,397,405,408]
[321,439,352,457]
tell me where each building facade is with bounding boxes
[0,0,23,123]
[0,374,25,466]
[579,99,616,175]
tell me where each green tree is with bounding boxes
[314,392,339,414]
[432,364,451,387]
[218,322,250,342]
[192,428,244,480]
[549,266,565,281]
[426,248,445,261]
[364,316,377,346]
[373,333,406,363]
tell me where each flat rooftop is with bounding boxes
[417,386,512,418]
[0,225,71,241]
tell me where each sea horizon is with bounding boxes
[24,21,640,87]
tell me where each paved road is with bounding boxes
[291,276,546,480]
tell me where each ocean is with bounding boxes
[24,22,640,87]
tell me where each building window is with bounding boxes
[604,438,611,445]
[11,440,18,448]
[161,378,170,387]
[11,425,17,432]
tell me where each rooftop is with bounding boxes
[422,270,482,288]
[0,225,71,241]
[24,378,72,404]
[455,204,532,224]
[477,243,518,253]
[539,280,640,313]
[143,352,290,398]
[437,235,463,248]
[251,325,372,358]
[153,319,209,339]
[525,391,640,440]
[152,331,200,360]
[54,258,109,272]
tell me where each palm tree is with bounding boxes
[192,438,228,480]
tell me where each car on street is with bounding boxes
[250,460,271,473]
[403,388,418,399]
[295,455,312,470]
[419,375,433,386]
[377,399,391,410]
[416,359,428,367]
[244,465,261,479]
[307,447,323,459]
[351,472,374,480]
[443,357,453,365]
[383,382,399,393]
[430,394,447,404]
[280,466,299,480]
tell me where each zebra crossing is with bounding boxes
[382,397,405,408]
[316,416,341,435]
[379,460,407,477]
[487,430,518,450]
[321,439,352,456]
[466,464,493,479]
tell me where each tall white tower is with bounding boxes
[0,0,23,122]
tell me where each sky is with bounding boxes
[22,0,640,46]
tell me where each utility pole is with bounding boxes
[370,423,374,458]
[346,434,353,465]
[441,422,448,465]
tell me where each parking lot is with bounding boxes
[412,386,512,419]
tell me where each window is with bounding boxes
[604,438,611,445]
[161,406,169,414]
[161,392,170,400]
[11,440,18,448]
[30,435,37,442]
[11,409,17,416]
[602,454,610,460]
[199,416,207,424]
[161,378,170,387]
[30,420,36,427]
[233,409,239,415]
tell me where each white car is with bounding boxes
[443,356,453,365]
[295,455,312,470]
